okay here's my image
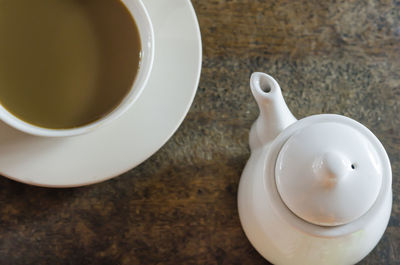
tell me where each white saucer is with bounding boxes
[0,0,202,187]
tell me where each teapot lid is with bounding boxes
[275,119,384,226]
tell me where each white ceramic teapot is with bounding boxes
[238,73,392,265]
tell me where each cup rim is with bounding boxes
[0,0,154,137]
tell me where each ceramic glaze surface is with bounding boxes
[275,121,383,226]
[238,72,392,265]
[0,0,201,187]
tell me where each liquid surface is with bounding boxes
[0,0,141,128]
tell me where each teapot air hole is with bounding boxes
[351,164,356,170]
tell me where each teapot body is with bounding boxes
[238,115,392,265]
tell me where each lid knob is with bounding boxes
[275,121,383,226]
[314,151,352,188]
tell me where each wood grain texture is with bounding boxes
[0,0,399,264]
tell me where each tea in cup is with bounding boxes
[0,0,154,136]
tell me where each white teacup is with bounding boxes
[0,0,154,137]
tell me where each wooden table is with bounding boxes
[0,0,399,264]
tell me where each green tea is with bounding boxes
[0,0,141,129]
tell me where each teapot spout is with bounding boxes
[249,73,297,149]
